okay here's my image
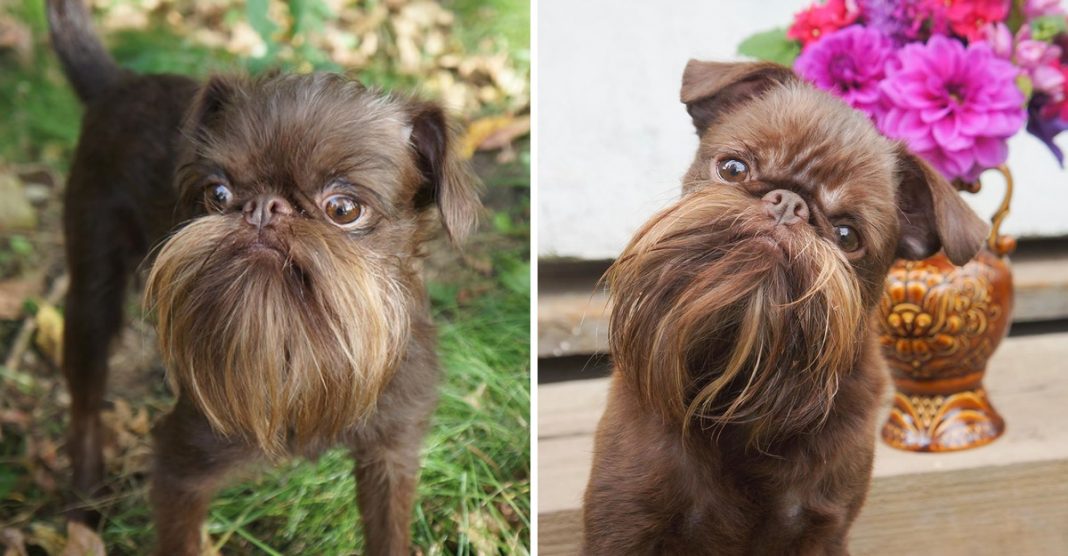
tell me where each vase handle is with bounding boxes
[980,165,1016,257]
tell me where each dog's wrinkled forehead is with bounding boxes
[703,83,898,210]
[189,74,417,201]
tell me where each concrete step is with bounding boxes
[537,332,1068,555]
[537,244,1068,358]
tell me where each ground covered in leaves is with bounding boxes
[0,0,530,553]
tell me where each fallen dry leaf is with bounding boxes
[1,528,28,556]
[0,173,38,231]
[27,523,64,556]
[0,16,32,63]
[0,409,30,429]
[34,303,63,367]
[59,522,105,556]
[0,275,42,320]
[477,115,530,152]
[461,115,522,159]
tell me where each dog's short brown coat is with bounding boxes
[47,0,480,554]
[581,61,988,555]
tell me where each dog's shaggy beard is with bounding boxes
[144,215,411,456]
[607,187,866,444]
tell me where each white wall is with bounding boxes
[537,0,1068,260]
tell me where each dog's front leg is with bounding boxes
[150,397,256,556]
[351,414,431,556]
[349,334,439,556]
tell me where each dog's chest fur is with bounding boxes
[584,337,885,555]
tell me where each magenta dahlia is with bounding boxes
[794,26,895,121]
[879,35,1026,181]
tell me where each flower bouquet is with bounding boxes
[739,0,1067,181]
[737,0,1068,451]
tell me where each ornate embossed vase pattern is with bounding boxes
[877,166,1016,452]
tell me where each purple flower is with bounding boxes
[794,26,895,121]
[1027,93,1068,166]
[856,0,927,43]
[879,36,1026,181]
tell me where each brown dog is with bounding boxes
[582,61,989,555]
[47,0,479,554]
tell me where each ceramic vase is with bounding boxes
[878,165,1016,452]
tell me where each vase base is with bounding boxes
[882,387,1004,452]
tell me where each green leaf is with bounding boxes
[1030,15,1068,42]
[737,28,801,67]
[492,212,514,234]
[0,467,19,499]
[9,235,33,257]
[288,0,333,36]
[1016,73,1034,104]
[1006,0,1026,33]
[246,0,278,44]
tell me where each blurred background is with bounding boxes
[0,0,530,554]
[537,0,1068,373]
[538,0,1068,260]
[537,1,1068,555]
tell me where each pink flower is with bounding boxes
[1019,37,1066,99]
[983,22,1014,58]
[922,0,1010,42]
[794,26,895,121]
[1024,0,1065,19]
[788,0,861,48]
[1043,65,1068,121]
[879,35,1026,180]
[1059,67,1068,121]
[1033,64,1067,100]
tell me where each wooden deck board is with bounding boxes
[538,254,1068,357]
[537,332,1068,554]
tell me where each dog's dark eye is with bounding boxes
[717,159,749,183]
[834,224,861,252]
[323,194,363,226]
[206,184,233,210]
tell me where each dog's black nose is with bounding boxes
[243,194,293,229]
[762,189,809,226]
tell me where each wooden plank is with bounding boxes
[539,377,609,440]
[1013,251,1068,321]
[539,461,1068,556]
[537,332,1068,554]
[538,255,1068,357]
[851,460,1068,556]
[537,290,610,358]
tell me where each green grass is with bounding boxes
[0,0,530,553]
[449,0,530,66]
[96,249,531,555]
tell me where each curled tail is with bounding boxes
[46,0,121,102]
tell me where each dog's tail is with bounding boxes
[46,0,121,102]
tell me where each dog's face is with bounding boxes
[144,73,479,455]
[607,61,988,441]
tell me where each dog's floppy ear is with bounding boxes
[408,102,482,243]
[894,145,989,265]
[181,75,242,141]
[681,60,795,135]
